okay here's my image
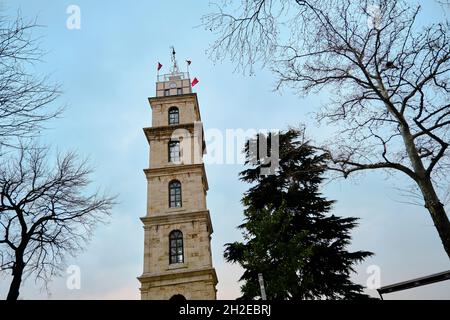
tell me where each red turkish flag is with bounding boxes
[157,62,163,71]
[191,77,199,87]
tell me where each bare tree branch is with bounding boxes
[204,0,450,259]
[0,12,63,150]
[0,145,115,300]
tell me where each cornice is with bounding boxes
[148,92,198,105]
[144,163,209,191]
[141,209,213,234]
[138,267,218,286]
[143,122,201,142]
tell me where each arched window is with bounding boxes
[168,140,180,163]
[169,294,186,301]
[169,180,182,208]
[168,107,179,125]
[169,230,184,264]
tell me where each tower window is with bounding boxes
[169,230,184,264]
[169,180,182,208]
[168,140,180,163]
[164,89,170,96]
[168,107,179,125]
[177,88,183,95]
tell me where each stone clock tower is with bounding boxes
[138,50,218,300]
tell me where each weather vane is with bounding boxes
[170,46,179,74]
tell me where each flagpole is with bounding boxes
[157,62,163,81]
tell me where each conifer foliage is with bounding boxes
[225,129,373,299]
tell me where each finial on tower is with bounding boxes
[170,46,179,74]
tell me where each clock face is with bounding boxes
[169,82,177,89]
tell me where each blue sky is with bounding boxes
[0,0,449,299]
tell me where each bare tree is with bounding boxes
[0,13,62,149]
[203,0,450,258]
[0,146,115,300]
[435,0,450,6]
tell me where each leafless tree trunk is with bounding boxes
[0,146,115,300]
[0,13,62,150]
[203,0,450,258]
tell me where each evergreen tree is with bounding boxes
[225,129,373,299]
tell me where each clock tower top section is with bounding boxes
[156,47,193,97]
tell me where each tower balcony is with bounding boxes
[157,71,190,82]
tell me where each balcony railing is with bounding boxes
[157,72,190,82]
